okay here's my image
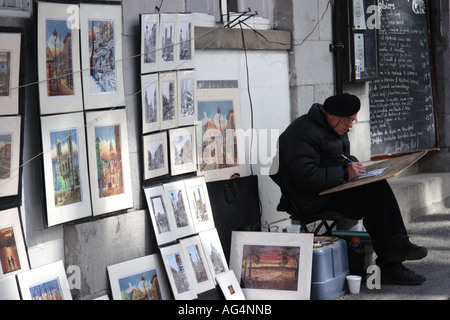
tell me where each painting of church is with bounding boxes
[94,124,124,198]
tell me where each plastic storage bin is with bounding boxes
[310,238,349,300]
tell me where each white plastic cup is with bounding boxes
[346,275,362,294]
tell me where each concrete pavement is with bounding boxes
[339,208,450,300]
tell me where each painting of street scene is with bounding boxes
[144,81,157,125]
[179,21,192,61]
[161,21,174,63]
[45,19,74,97]
[88,19,117,94]
[147,139,165,172]
[167,252,190,294]
[0,51,11,97]
[172,133,193,166]
[94,124,124,198]
[0,133,12,180]
[180,77,195,119]
[185,244,209,284]
[198,100,238,172]
[168,189,189,229]
[0,226,21,274]
[162,78,175,122]
[150,195,171,235]
[188,184,209,223]
[50,128,81,207]
[143,21,157,64]
[29,278,63,300]
[240,245,300,291]
[118,269,163,300]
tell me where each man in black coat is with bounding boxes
[271,93,427,285]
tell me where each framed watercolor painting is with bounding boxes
[160,72,178,130]
[179,235,215,294]
[198,228,229,279]
[143,132,169,180]
[80,4,125,110]
[107,254,171,300]
[183,176,215,233]
[85,109,133,216]
[160,243,197,300]
[0,275,20,300]
[17,260,72,300]
[177,14,195,70]
[141,73,160,133]
[169,126,197,176]
[140,13,160,74]
[215,270,246,300]
[0,32,21,116]
[37,2,83,115]
[177,70,197,127]
[160,14,178,72]
[0,116,21,198]
[41,112,92,226]
[229,231,314,300]
[0,207,29,278]
[143,185,176,246]
[196,80,246,181]
[163,180,195,240]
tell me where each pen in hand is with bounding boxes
[341,154,353,163]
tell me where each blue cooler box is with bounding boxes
[310,238,349,300]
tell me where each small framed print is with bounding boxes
[140,13,160,74]
[163,180,195,240]
[80,4,125,110]
[216,270,246,300]
[160,72,178,130]
[0,32,21,116]
[85,109,133,216]
[0,116,21,198]
[169,126,197,176]
[0,276,21,300]
[0,207,29,278]
[229,231,314,300]
[179,235,215,294]
[198,228,229,279]
[41,112,92,226]
[177,70,197,127]
[37,2,83,115]
[143,132,168,180]
[141,73,160,133]
[17,260,72,300]
[177,14,195,70]
[107,254,171,300]
[160,243,197,300]
[143,185,176,246]
[183,176,215,233]
[160,14,178,72]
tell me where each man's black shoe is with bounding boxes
[385,234,428,263]
[381,263,426,286]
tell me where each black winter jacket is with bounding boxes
[271,103,358,219]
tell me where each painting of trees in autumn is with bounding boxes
[240,245,300,291]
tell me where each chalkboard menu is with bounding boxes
[369,0,437,156]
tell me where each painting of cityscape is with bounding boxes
[88,19,117,94]
[45,19,74,97]
[167,252,190,294]
[50,128,81,207]
[197,99,238,172]
[0,226,21,275]
[94,124,124,198]
[0,133,12,180]
[0,51,10,97]
[118,268,163,300]
[178,70,196,126]
[240,245,300,291]
[29,278,63,300]
[178,17,194,68]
